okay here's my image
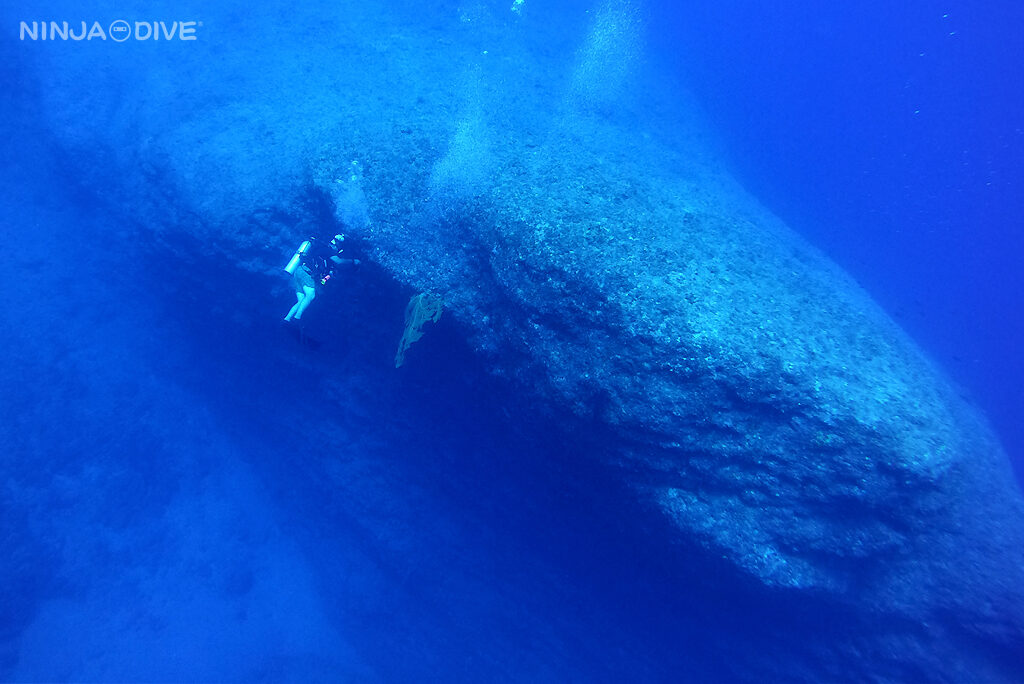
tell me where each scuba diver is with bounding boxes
[283,233,360,322]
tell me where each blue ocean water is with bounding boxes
[646,0,1024,479]
[1,0,1022,682]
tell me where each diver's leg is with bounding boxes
[285,291,305,321]
[293,285,317,319]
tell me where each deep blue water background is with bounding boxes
[1,0,1022,680]
[646,0,1024,479]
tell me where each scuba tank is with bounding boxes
[284,240,311,274]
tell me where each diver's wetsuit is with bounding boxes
[299,237,357,287]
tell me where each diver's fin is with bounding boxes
[284,321,322,350]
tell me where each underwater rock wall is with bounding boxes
[365,112,1024,676]
[14,0,1024,679]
